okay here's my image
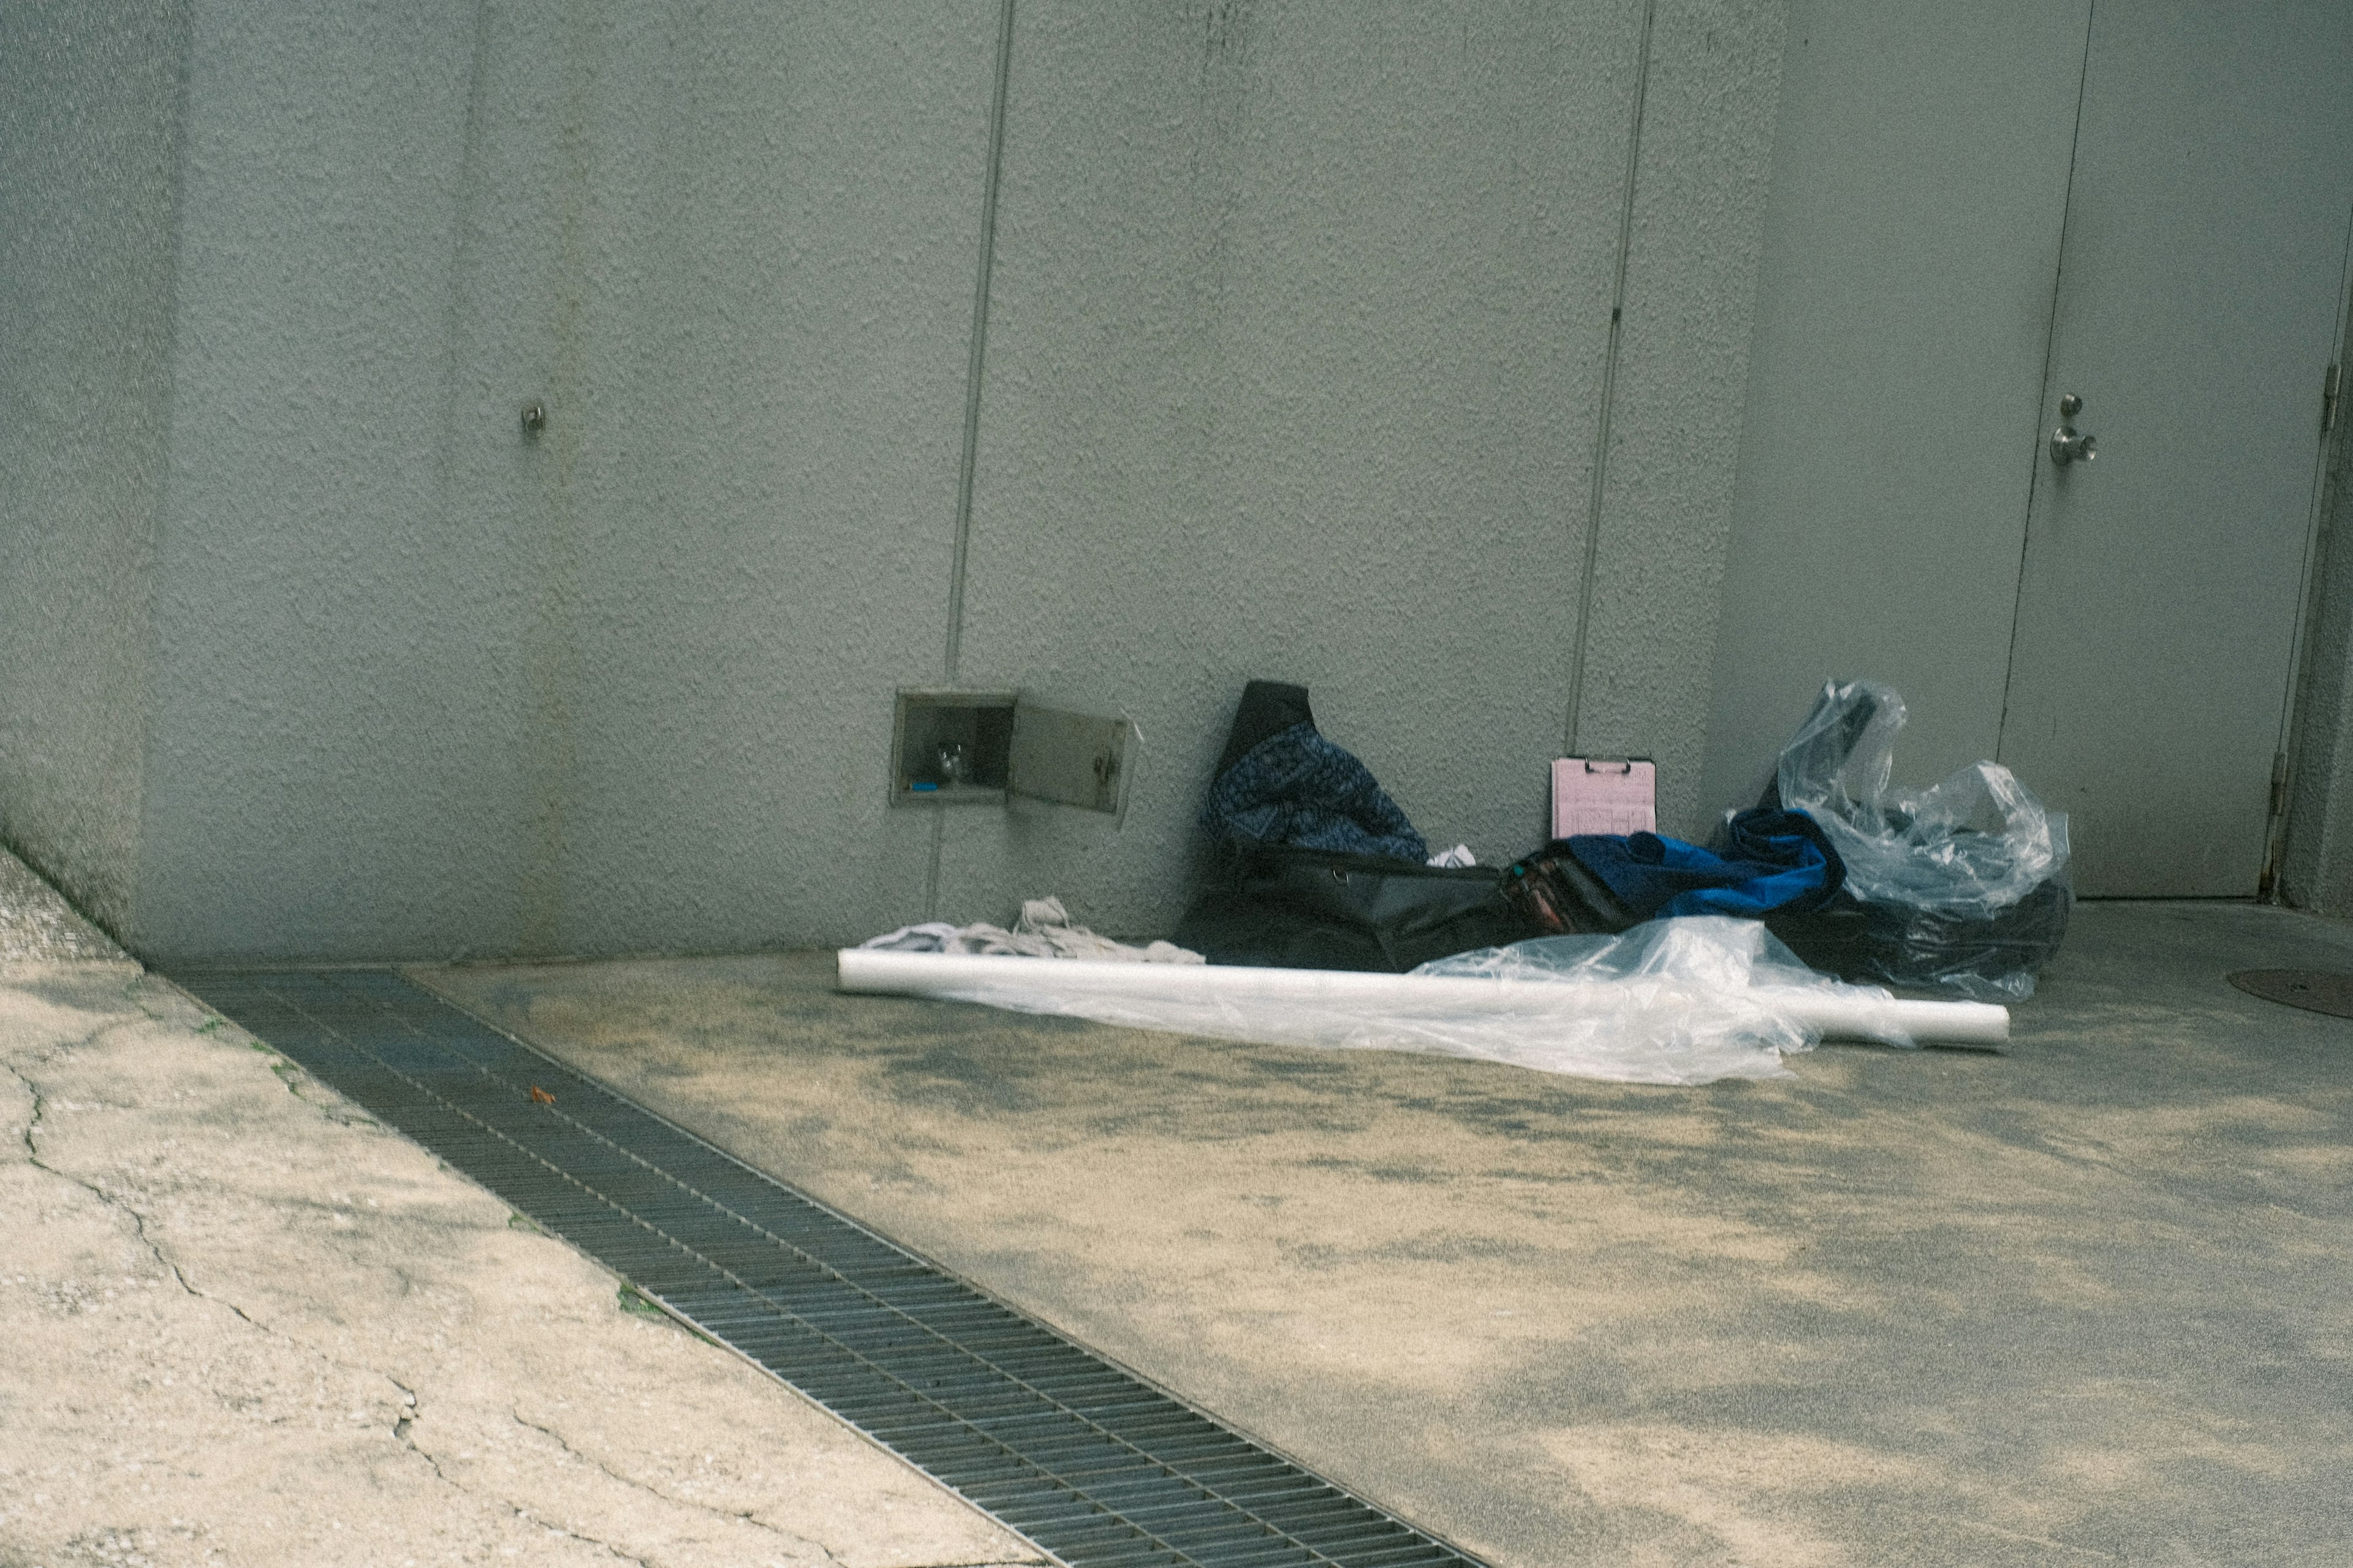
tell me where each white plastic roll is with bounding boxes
[835,948,2009,1047]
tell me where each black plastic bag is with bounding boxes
[1751,680,2071,998]
[1761,879,2071,999]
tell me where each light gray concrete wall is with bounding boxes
[937,0,1787,937]
[938,0,1640,932]
[518,1,1003,960]
[1567,0,1788,838]
[129,0,518,960]
[0,0,190,936]
[125,0,1003,962]
[13,0,1789,960]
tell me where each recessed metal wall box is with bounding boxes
[892,689,1018,803]
[891,690,1132,814]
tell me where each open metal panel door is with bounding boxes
[1009,701,1134,817]
[1997,0,2353,895]
[887,691,1132,816]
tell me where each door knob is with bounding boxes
[2050,394,2096,465]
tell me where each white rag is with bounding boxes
[858,896,1204,964]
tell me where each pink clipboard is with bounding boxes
[1552,757,1656,839]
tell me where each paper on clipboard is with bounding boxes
[1552,757,1656,839]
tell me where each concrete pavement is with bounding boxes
[423,901,2353,1568]
[13,822,2351,1567]
[1,853,1037,1568]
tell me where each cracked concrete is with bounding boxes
[0,942,1041,1568]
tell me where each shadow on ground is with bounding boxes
[421,902,2353,1568]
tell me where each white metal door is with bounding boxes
[1997,0,2353,895]
[1696,0,2093,820]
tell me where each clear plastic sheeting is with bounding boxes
[836,917,2009,1088]
[1775,680,2069,919]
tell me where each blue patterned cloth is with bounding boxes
[1200,721,1429,862]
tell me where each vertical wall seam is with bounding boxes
[520,6,596,956]
[1562,0,1658,756]
[926,0,1018,922]
[121,0,205,952]
[922,805,947,922]
[434,0,497,958]
[1992,0,2096,763]
[943,0,1019,688]
[2273,208,2353,903]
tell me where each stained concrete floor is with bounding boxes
[420,902,2353,1568]
[1,849,1036,1568]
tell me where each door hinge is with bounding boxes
[2270,751,2291,820]
[2325,363,2341,434]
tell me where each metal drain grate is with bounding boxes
[172,968,1486,1568]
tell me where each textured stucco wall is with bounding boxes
[1567,0,1785,838]
[936,0,1786,937]
[0,0,189,936]
[935,0,1642,935]
[16,0,1789,960]
[130,0,509,960]
[521,1,1002,960]
[126,0,1002,962]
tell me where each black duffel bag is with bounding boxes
[1172,841,1541,973]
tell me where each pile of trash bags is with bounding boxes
[1753,680,2069,1000]
[850,675,2065,1087]
[1175,678,2067,1001]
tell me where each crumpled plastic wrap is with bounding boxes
[835,917,2007,1087]
[1774,679,2069,918]
[1400,919,1909,1082]
[1761,680,2071,1000]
